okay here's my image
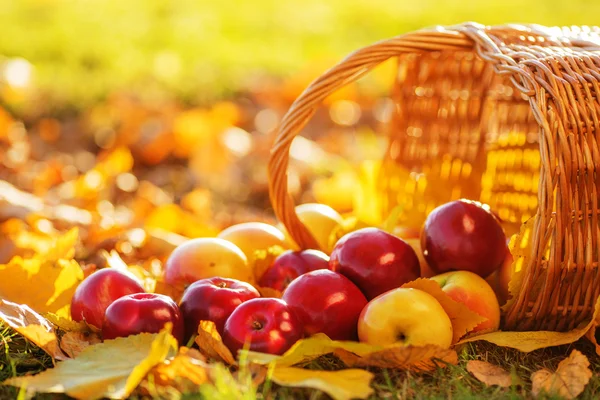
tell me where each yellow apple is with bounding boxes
[164,238,254,290]
[217,222,288,261]
[431,270,500,333]
[278,203,344,253]
[358,288,453,348]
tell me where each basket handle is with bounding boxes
[268,29,477,250]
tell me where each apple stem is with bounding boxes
[252,320,263,330]
[397,332,407,342]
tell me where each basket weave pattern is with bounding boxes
[268,23,600,331]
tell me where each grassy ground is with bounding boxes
[1,324,599,400]
[2,0,600,112]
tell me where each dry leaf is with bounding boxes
[583,297,600,356]
[195,320,236,365]
[531,350,592,399]
[502,216,535,313]
[0,228,83,317]
[252,245,285,281]
[59,331,101,358]
[244,333,457,371]
[103,250,156,293]
[0,299,67,361]
[334,345,457,372]
[459,297,600,352]
[270,366,374,400]
[327,216,370,252]
[402,278,487,343]
[146,347,209,393]
[466,360,512,387]
[256,286,282,298]
[44,313,90,332]
[153,278,184,303]
[5,326,178,400]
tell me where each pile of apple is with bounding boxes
[70,199,512,356]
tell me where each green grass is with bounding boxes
[2,0,600,112]
[2,323,599,400]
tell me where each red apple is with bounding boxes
[179,277,260,339]
[329,227,420,300]
[164,238,254,290]
[222,298,303,356]
[282,270,367,340]
[258,249,329,291]
[431,270,501,334]
[71,268,145,329]
[102,293,185,344]
[421,199,506,278]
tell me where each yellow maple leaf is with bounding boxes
[244,333,457,371]
[5,326,178,400]
[531,350,592,399]
[269,367,374,400]
[402,278,487,343]
[466,360,513,387]
[59,331,101,358]
[459,296,600,352]
[252,245,286,282]
[0,299,66,361]
[0,228,83,317]
[195,320,236,365]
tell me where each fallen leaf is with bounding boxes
[0,228,83,317]
[0,299,67,361]
[583,297,600,356]
[252,245,285,281]
[103,250,156,293]
[146,347,209,393]
[459,296,600,352]
[503,216,535,313]
[59,332,101,358]
[5,326,178,400]
[402,278,487,343]
[195,320,236,365]
[44,313,91,333]
[270,366,374,400]
[467,360,512,387]
[153,278,184,303]
[256,286,282,298]
[244,333,457,371]
[531,350,592,399]
[327,216,370,252]
[334,345,457,372]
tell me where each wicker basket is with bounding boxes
[268,22,600,332]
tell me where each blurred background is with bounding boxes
[0,0,597,250]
